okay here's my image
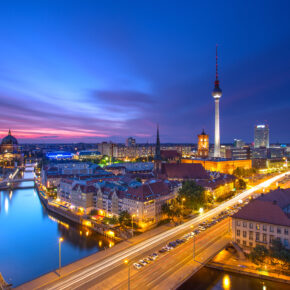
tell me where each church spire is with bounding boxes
[8,129,11,135]
[155,124,161,160]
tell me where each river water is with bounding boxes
[0,167,112,287]
[179,267,289,290]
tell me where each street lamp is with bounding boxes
[190,225,195,261]
[124,259,130,290]
[59,237,64,274]
[199,207,204,214]
[131,214,136,237]
[181,198,186,218]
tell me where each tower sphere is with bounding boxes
[212,86,222,99]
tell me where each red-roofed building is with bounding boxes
[231,188,290,252]
[160,150,181,163]
[122,180,178,224]
[158,163,210,181]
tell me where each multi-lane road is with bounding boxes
[20,171,289,290]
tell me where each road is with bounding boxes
[77,218,230,290]
[21,171,289,290]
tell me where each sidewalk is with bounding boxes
[207,248,290,285]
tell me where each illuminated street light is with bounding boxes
[131,214,136,237]
[181,198,186,218]
[199,207,204,214]
[124,259,130,290]
[59,237,64,274]
[190,225,196,260]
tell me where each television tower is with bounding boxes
[212,45,222,158]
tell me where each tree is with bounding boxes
[178,180,207,211]
[235,178,247,190]
[118,211,132,229]
[161,199,182,224]
[249,245,269,265]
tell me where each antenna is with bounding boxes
[216,44,218,81]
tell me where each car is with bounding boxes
[152,252,158,257]
[165,246,173,251]
[159,248,167,253]
[133,263,142,270]
[139,260,148,266]
[149,254,158,260]
[143,258,151,263]
[169,242,177,248]
[176,239,184,244]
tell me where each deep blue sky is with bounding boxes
[0,0,289,143]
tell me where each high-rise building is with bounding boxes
[233,139,245,148]
[254,124,269,148]
[126,137,136,147]
[212,45,222,158]
[197,129,209,158]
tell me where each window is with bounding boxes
[243,221,247,228]
[243,231,247,238]
[263,234,267,243]
[256,232,260,241]
[270,226,274,233]
[285,228,289,235]
[277,227,281,234]
[277,237,281,242]
[243,240,247,246]
[270,235,274,243]
[249,231,253,240]
[256,224,260,230]
[249,223,253,229]
[237,229,240,237]
[249,242,253,247]
[263,225,267,231]
[236,220,241,226]
[237,239,240,244]
[284,239,289,247]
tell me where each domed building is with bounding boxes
[0,130,23,167]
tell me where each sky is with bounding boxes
[0,0,289,144]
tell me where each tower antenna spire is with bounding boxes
[216,44,218,81]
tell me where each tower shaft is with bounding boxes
[214,99,220,157]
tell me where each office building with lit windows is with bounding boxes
[254,124,269,148]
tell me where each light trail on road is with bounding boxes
[46,171,289,290]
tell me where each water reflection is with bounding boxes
[178,267,288,290]
[0,168,114,287]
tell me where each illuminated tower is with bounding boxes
[212,45,222,158]
[197,129,209,158]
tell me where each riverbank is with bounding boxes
[206,248,290,285]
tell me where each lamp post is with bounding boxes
[131,214,135,237]
[59,237,63,274]
[190,225,195,261]
[181,198,186,218]
[124,259,130,290]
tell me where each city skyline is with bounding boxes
[0,1,289,143]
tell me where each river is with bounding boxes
[0,167,113,287]
[178,267,289,290]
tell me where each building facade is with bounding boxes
[254,124,269,148]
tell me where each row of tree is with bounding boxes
[249,239,290,271]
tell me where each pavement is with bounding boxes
[208,248,290,284]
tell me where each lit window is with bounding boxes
[256,224,260,230]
